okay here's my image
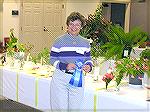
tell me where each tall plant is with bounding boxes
[80,4,111,59]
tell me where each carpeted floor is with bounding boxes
[0,99,43,112]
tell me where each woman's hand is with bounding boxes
[66,63,76,70]
[82,64,91,73]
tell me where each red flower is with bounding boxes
[143,65,148,70]
[102,73,114,89]
[105,73,114,79]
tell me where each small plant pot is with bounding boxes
[129,74,143,87]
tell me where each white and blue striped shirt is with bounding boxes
[50,33,92,72]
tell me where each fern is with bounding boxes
[100,25,148,60]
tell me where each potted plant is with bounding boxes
[114,57,149,87]
[80,4,111,80]
[5,28,26,67]
[80,4,112,59]
[31,47,50,65]
[100,25,148,60]
[80,4,111,46]
[6,28,26,57]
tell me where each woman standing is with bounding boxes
[50,12,92,112]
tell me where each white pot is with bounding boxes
[142,72,150,88]
[5,56,14,67]
[14,52,25,60]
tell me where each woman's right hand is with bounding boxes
[66,63,76,70]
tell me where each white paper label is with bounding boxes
[124,50,128,57]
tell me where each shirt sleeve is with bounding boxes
[84,42,93,72]
[50,39,68,70]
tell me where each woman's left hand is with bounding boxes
[82,64,91,73]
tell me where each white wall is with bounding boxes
[2,0,100,39]
[65,0,100,19]
[3,0,20,39]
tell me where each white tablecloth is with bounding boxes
[3,68,17,101]
[0,67,150,112]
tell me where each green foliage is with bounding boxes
[140,49,150,60]
[90,42,102,59]
[80,4,111,59]
[37,48,50,65]
[6,28,26,56]
[115,73,124,86]
[114,57,149,85]
[140,49,150,77]
[100,25,148,60]
[31,48,50,65]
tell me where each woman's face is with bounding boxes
[67,19,82,36]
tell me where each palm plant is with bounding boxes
[100,25,148,60]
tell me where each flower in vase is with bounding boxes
[102,69,114,89]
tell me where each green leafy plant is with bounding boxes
[80,4,111,59]
[90,42,102,60]
[140,49,150,60]
[114,57,149,86]
[6,28,26,56]
[140,49,150,77]
[31,48,50,65]
[100,25,148,60]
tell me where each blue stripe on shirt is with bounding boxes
[50,51,91,57]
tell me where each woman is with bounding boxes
[50,12,92,112]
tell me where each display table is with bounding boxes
[1,67,52,110]
[0,67,150,112]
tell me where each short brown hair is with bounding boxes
[66,12,85,27]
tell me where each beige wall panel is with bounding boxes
[0,2,2,41]
[130,2,148,32]
[3,0,20,39]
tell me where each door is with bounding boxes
[20,0,65,55]
[43,0,65,50]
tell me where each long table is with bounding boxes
[0,67,150,112]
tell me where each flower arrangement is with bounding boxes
[114,57,149,86]
[102,68,114,89]
[6,28,26,57]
